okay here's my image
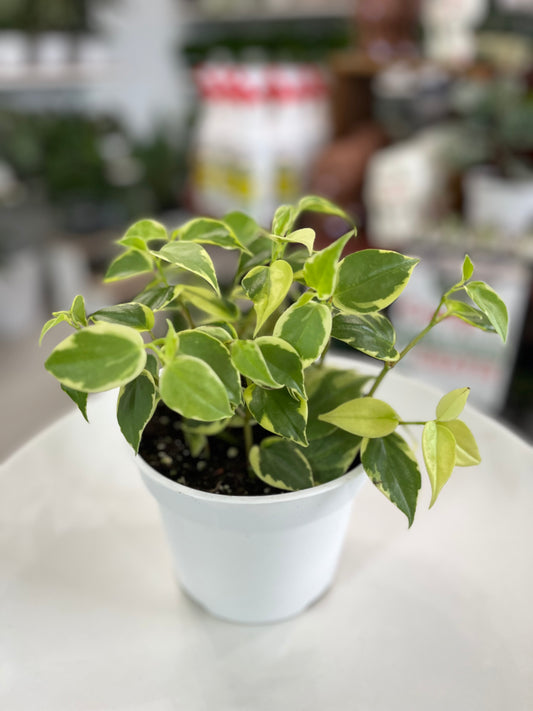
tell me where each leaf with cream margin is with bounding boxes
[250,438,314,491]
[154,241,220,295]
[362,432,421,526]
[91,302,155,331]
[276,227,316,254]
[175,217,250,253]
[117,370,159,452]
[177,330,241,406]
[104,250,154,282]
[465,280,508,342]
[160,355,233,421]
[241,260,293,335]
[273,301,331,367]
[244,385,308,446]
[331,312,399,362]
[118,219,167,247]
[334,249,419,314]
[303,231,353,299]
[45,322,146,392]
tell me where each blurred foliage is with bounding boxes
[452,72,533,177]
[0,0,111,32]
[0,110,187,232]
[181,16,352,65]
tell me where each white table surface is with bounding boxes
[1,360,532,711]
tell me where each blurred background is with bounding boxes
[1,0,532,460]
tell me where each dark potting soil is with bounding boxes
[139,403,287,496]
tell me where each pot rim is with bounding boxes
[137,453,365,507]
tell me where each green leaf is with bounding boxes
[319,397,399,438]
[104,249,154,282]
[277,227,316,254]
[41,295,90,342]
[283,248,309,275]
[39,313,69,345]
[160,355,233,421]
[422,421,457,507]
[271,204,297,236]
[162,319,178,361]
[61,385,88,421]
[231,337,305,397]
[181,418,230,436]
[465,280,508,342]
[144,352,159,379]
[154,241,220,295]
[362,433,421,526]
[183,431,208,457]
[117,370,158,452]
[297,428,361,484]
[333,249,419,313]
[45,322,147,392]
[200,321,238,340]
[231,340,281,389]
[273,301,332,367]
[271,196,353,241]
[91,302,155,331]
[118,219,167,246]
[303,232,352,299]
[296,195,354,226]
[242,260,293,335]
[331,312,399,361]
[256,337,305,398]
[244,385,308,446]
[196,325,235,343]
[250,438,314,491]
[436,387,470,421]
[236,234,273,279]
[292,290,316,308]
[440,419,481,467]
[177,330,241,406]
[462,254,474,282]
[181,285,240,322]
[118,235,147,251]
[133,283,176,311]
[71,294,88,327]
[176,217,250,252]
[305,365,371,440]
[223,211,262,248]
[444,299,496,332]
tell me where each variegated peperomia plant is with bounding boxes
[41,196,508,524]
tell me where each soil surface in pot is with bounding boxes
[139,403,287,496]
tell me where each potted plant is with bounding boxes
[41,195,508,623]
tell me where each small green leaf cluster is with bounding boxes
[41,197,508,524]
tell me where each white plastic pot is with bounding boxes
[138,457,366,624]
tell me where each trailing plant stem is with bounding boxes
[243,409,254,465]
[368,299,448,397]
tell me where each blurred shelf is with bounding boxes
[330,50,495,78]
[0,64,114,91]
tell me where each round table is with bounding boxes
[1,360,532,711]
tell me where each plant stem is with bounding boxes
[367,361,392,396]
[367,298,448,397]
[155,260,169,286]
[243,409,254,467]
[180,301,195,329]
